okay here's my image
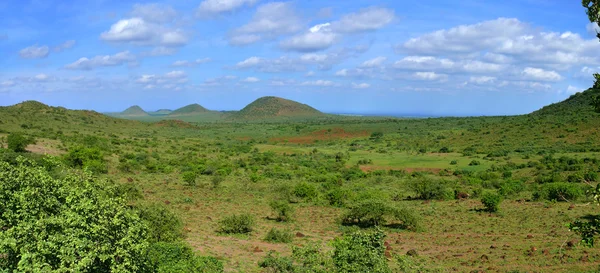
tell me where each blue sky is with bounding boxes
[0,0,599,116]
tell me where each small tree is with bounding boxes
[182,171,197,186]
[480,191,502,212]
[269,200,294,222]
[7,132,34,153]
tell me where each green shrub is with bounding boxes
[326,188,350,207]
[137,203,184,243]
[498,179,524,197]
[264,228,293,243]
[258,252,295,272]
[534,182,584,202]
[182,171,197,186]
[211,175,224,189]
[218,213,255,234]
[480,191,502,212]
[147,241,223,273]
[269,200,294,222]
[332,228,391,273]
[0,157,149,272]
[585,171,598,182]
[408,176,453,200]
[450,160,458,165]
[7,132,34,153]
[342,199,420,231]
[64,146,107,174]
[469,160,481,166]
[293,182,318,201]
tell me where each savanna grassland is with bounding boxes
[2,88,600,272]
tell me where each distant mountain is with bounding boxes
[121,105,148,116]
[531,88,600,117]
[229,96,323,120]
[168,104,210,116]
[151,109,172,115]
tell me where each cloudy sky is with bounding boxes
[1,0,599,116]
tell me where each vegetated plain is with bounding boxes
[1,89,600,272]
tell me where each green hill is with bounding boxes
[0,101,140,134]
[121,105,148,116]
[168,104,210,116]
[229,96,324,120]
[531,88,600,117]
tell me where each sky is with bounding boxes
[1,0,599,116]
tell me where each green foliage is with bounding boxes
[7,132,34,153]
[182,171,197,186]
[480,191,502,212]
[332,228,391,273]
[264,228,293,243]
[218,214,255,234]
[370,132,384,141]
[0,158,149,272]
[342,199,421,231]
[258,252,296,272]
[469,160,481,166]
[63,146,107,174]
[534,182,584,201]
[147,241,223,273]
[137,203,184,243]
[409,176,453,200]
[211,175,224,189]
[326,188,351,207]
[293,182,319,201]
[269,200,295,222]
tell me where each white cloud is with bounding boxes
[482,52,513,64]
[19,45,50,59]
[330,7,395,33]
[130,3,177,23]
[202,75,238,86]
[53,40,76,52]
[229,2,302,45]
[100,17,188,47]
[360,57,387,68]
[461,60,504,73]
[352,82,370,89]
[280,30,339,52]
[394,56,455,70]
[197,0,257,17]
[301,80,336,87]
[65,51,137,70]
[413,72,448,81]
[165,70,186,79]
[242,77,260,83]
[469,76,496,84]
[305,71,315,77]
[234,56,304,72]
[1,80,15,87]
[401,18,527,55]
[135,71,188,88]
[522,67,562,81]
[142,46,178,56]
[171,58,211,67]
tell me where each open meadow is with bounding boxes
[2,87,600,272]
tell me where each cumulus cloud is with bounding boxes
[130,3,177,23]
[100,17,188,47]
[330,7,395,33]
[197,0,257,17]
[65,51,137,70]
[234,56,304,72]
[54,40,76,52]
[280,7,394,52]
[565,85,583,95]
[1,80,15,87]
[360,57,387,68]
[229,2,302,45]
[413,72,448,81]
[19,45,50,59]
[587,22,599,37]
[142,46,178,57]
[202,75,238,86]
[135,71,188,90]
[352,82,370,89]
[469,76,496,84]
[171,58,211,67]
[521,67,562,81]
[301,80,337,87]
[242,77,260,83]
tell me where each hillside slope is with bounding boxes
[168,104,210,116]
[230,96,324,120]
[531,88,600,117]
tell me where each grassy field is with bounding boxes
[2,94,600,272]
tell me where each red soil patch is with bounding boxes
[271,128,369,144]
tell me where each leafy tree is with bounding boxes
[332,228,391,273]
[583,0,600,111]
[7,132,34,153]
